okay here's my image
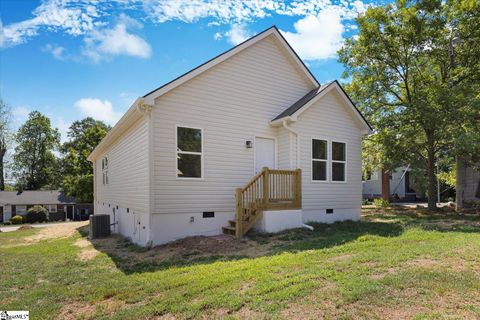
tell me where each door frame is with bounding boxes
[253,135,278,174]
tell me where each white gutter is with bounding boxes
[282,119,300,169]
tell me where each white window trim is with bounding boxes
[101,156,109,185]
[331,140,348,183]
[45,204,57,213]
[311,137,329,183]
[16,205,27,215]
[175,125,204,180]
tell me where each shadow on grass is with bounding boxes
[76,208,479,274]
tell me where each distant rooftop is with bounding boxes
[0,190,76,205]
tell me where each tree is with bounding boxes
[0,98,12,190]
[339,0,480,210]
[13,111,60,190]
[60,117,110,202]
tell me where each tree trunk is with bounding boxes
[455,156,465,211]
[426,147,437,211]
[381,168,391,201]
[0,146,5,191]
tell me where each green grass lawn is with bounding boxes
[1,208,479,319]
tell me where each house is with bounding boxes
[87,26,373,246]
[456,158,480,208]
[0,190,93,223]
[363,166,417,201]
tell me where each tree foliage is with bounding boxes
[60,117,110,202]
[12,111,60,190]
[339,0,480,210]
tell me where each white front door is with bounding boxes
[255,137,275,173]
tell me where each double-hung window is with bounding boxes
[102,156,109,185]
[177,126,203,179]
[332,142,346,182]
[312,139,328,181]
[45,204,57,213]
[16,205,27,216]
[312,139,347,182]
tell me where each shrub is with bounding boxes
[373,198,390,208]
[25,206,48,223]
[10,215,23,225]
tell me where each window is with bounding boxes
[45,205,57,213]
[102,156,109,185]
[312,139,328,181]
[177,126,203,178]
[16,205,27,216]
[332,142,346,181]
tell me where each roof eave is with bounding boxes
[87,97,148,162]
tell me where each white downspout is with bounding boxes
[282,119,300,169]
[136,99,155,248]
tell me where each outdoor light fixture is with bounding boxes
[245,140,253,148]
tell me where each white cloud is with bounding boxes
[74,98,122,125]
[42,44,66,60]
[281,8,345,60]
[81,15,152,62]
[225,24,251,45]
[214,24,252,45]
[12,106,31,128]
[55,117,71,142]
[1,0,104,48]
[1,0,371,61]
[144,0,281,24]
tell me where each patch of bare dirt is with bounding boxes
[408,258,438,268]
[75,238,100,261]
[327,253,357,262]
[17,225,34,231]
[24,222,87,243]
[57,297,127,320]
[57,301,96,320]
[87,232,285,268]
[4,222,88,247]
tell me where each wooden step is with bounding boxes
[228,220,236,227]
[222,226,236,235]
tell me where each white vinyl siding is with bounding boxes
[291,90,364,210]
[277,127,291,169]
[94,117,150,217]
[152,35,314,216]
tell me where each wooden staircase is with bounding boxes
[223,167,302,239]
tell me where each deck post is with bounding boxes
[235,188,243,239]
[295,168,302,208]
[263,167,270,208]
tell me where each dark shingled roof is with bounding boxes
[272,82,334,121]
[0,190,76,206]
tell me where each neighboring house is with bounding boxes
[88,26,372,246]
[457,159,480,207]
[0,190,93,223]
[363,166,417,201]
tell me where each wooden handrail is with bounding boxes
[235,167,302,239]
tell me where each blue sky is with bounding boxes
[0,0,384,140]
